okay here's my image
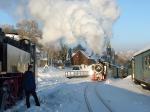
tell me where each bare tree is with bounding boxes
[16,19,42,43]
[58,44,68,62]
[1,24,15,34]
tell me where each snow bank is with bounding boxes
[97,76,150,112]
[5,67,150,112]
[105,75,150,96]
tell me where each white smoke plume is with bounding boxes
[1,0,119,54]
[28,0,119,54]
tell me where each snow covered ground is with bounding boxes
[5,66,150,112]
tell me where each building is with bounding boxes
[71,50,95,65]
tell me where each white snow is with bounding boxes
[5,66,150,112]
[98,76,150,112]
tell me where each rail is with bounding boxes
[84,83,113,112]
[95,85,113,112]
[84,85,94,112]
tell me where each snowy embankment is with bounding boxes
[5,66,90,112]
[5,66,150,112]
[96,76,150,112]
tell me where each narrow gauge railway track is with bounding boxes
[84,84,113,112]
[95,85,113,112]
[84,85,94,112]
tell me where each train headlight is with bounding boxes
[88,69,94,76]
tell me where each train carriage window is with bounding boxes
[142,57,144,69]
[144,55,150,70]
[144,57,147,65]
[149,55,150,65]
[144,56,148,70]
[147,56,149,65]
[148,55,150,70]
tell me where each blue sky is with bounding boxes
[0,0,150,51]
[0,10,16,25]
[112,0,150,51]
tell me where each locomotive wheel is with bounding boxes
[0,87,9,111]
[0,82,16,111]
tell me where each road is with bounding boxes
[84,82,112,112]
[5,68,150,112]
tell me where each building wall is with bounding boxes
[71,51,95,65]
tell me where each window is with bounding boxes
[144,56,147,65]
[143,54,150,70]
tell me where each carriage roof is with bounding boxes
[133,45,150,57]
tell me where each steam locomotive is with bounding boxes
[0,28,36,111]
[91,62,107,81]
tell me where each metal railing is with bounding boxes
[65,70,89,78]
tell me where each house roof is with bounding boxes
[72,50,101,61]
[72,50,90,59]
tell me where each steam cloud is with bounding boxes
[28,0,119,54]
[0,0,120,54]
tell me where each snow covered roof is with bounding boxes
[72,50,90,59]
[80,50,90,59]
[72,50,100,61]
[6,33,20,41]
[133,45,150,56]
